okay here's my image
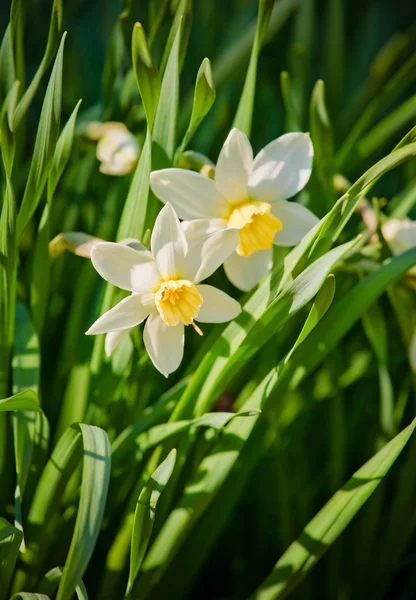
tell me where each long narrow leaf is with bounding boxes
[127,449,176,596]
[12,0,63,129]
[0,518,23,600]
[16,33,66,239]
[132,23,160,130]
[232,0,274,136]
[251,418,416,600]
[39,566,88,600]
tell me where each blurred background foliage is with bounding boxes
[2,0,415,163]
[1,0,416,599]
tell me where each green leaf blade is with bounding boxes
[127,449,177,596]
[252,418,416,600]
[16,32,66,240]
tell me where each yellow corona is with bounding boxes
[227,201,282,257]
[155,280,203,326]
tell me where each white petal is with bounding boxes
[249,133,313,202]
[382,219,416,276]
[97,129,138,176]
[86,293,153,335]
[143,311,184,377]
[193,228,240,283]
[96,128,128,163]
[180,219,239,282]
[99,161,134,176]
[271,200,319,247]
[181,218,226,244]
[180,218,224,278]
[91,242,161,293]
[105,329,131,357]
[382,219,416,254]
[86,121,128,141]
[215,128,253,204]
[151,203,188,280]
[196,285,241,323]
[224,248,272,291]
[150,169,229,219]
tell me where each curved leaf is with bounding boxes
[21,424,110,600]
[0,518,23,600]
[12,0,63,129]
[0,389,42,413]
[232,0,274,136]
[175,57,215,159]
[132,23,160,130]
[127,449,177,596]
[39,567,88,600]
[16,32,66,239]
[252,418,416,600]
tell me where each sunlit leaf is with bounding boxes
[12,0,63,129]
[132,23,160,130]
[127,449,176,595]
[232,0,274,136]
[0,518,23,600]
[252,418,416,599]
[176,57,215,159]
[16,33,66,239]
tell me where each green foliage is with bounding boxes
[232,0,274,136]
[16,33,65,239]
[252,417,416,600]
[131,23,160,130]
[127,449,176,596]
[1,0,416,599]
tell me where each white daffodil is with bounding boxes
[150,128,318,291]
[382,218,416,276]
[86,121,139,175]
[48,231,149,356]
[86,203,241,376]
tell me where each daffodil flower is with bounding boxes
[86,204,241,376]
[86,121,139,175]
[382,218,416,276]
[150,128,318,291]
[49,232,148,355]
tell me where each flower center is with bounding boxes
[155,280,203,326]
[227,201,282,257]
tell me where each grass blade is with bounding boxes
[251,418,416,600]
[11,302,45,548]
[0,25,16,102]
[309,80,335,212]
[159,0,191,74]
[132,23,160,130]
[0,390,42,412]
[232,0,274,136]
[16,424,110,599]
[16,33,66,240]
[152,19,181,167]
[12,0,62,129]
[56,424,111,600]
[0,518,23,600]
[39,567,88,600]
[126,449,176,596]
[10,594,50,600]
[175,57,215,160]
[47,99,82,204]
[336,50,416,170]
[324,0,344,111]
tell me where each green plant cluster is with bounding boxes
[1,0,416,599]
